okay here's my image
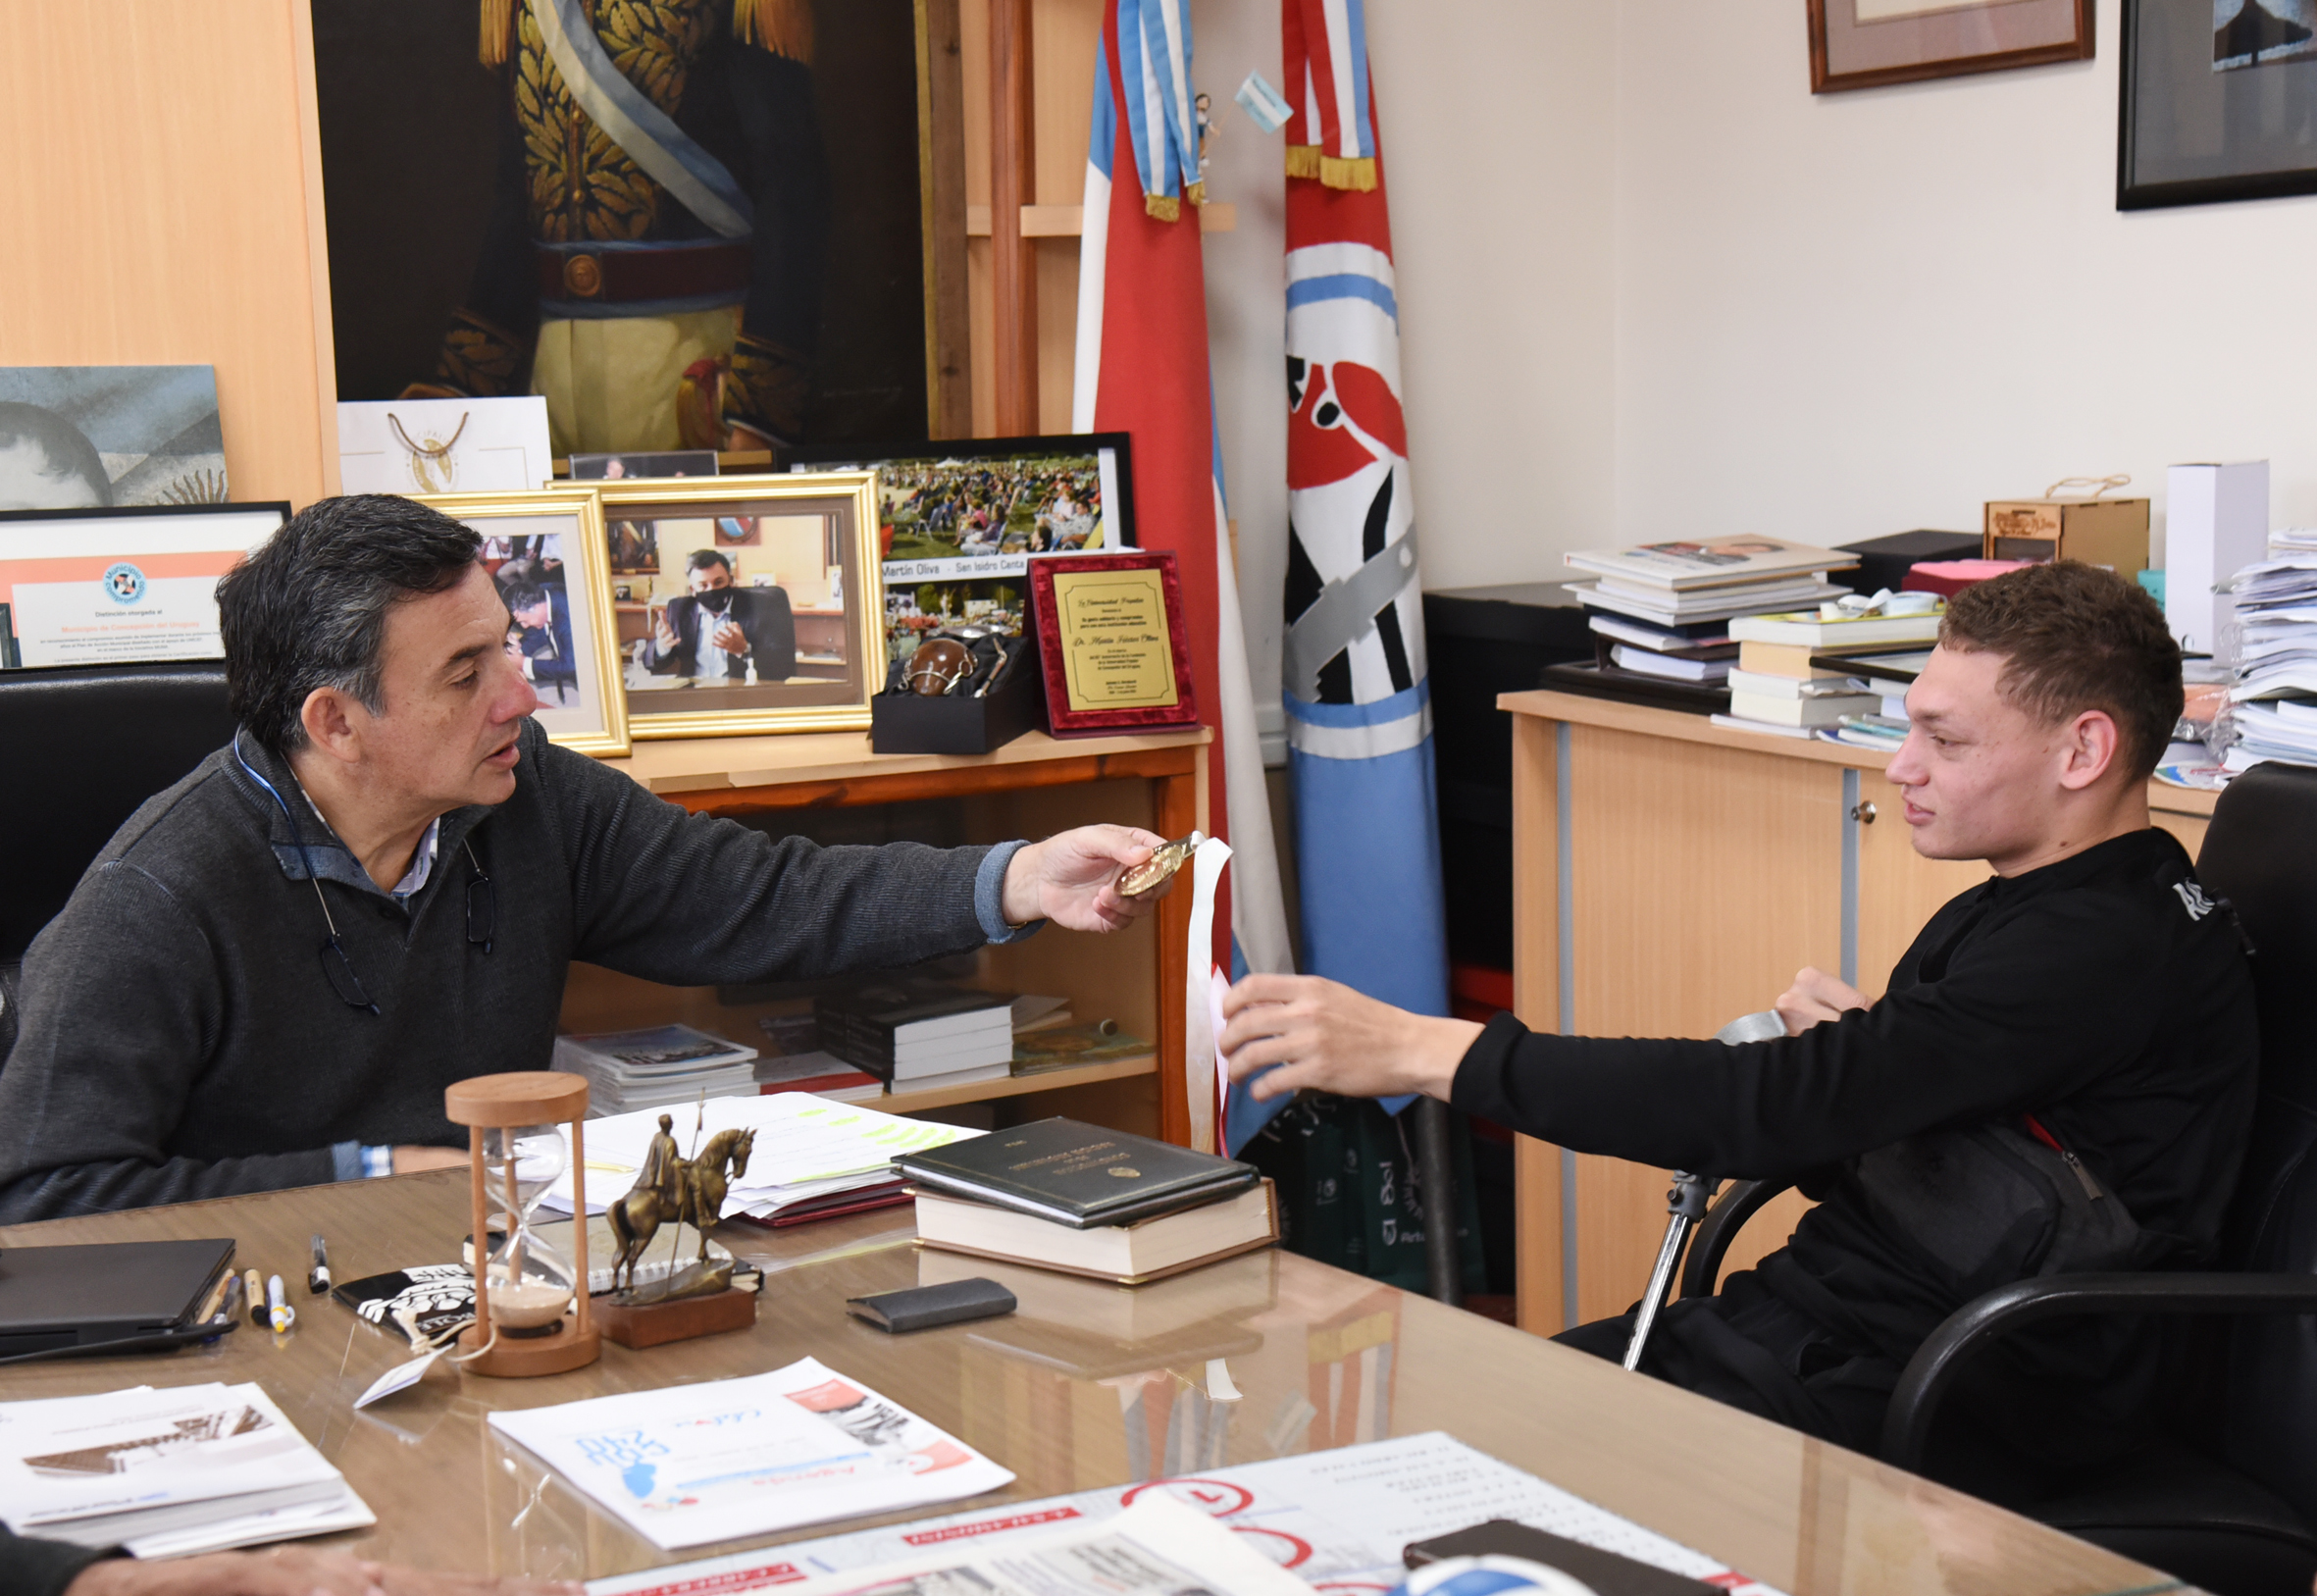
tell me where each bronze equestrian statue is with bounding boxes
[605,1116,756,1297]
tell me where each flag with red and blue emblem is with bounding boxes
[1073,0,1294,1153]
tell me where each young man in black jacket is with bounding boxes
[1220,562,2258,1500]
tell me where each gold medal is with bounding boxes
[1117,831,1205,898]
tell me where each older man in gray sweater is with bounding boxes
[0,496,1164,1222]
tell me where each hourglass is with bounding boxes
[444,1073,600,1377]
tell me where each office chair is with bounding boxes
[1663,761,2317,1596]
[0,662,235,1062]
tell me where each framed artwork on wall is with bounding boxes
[1807,0,2092,92]
[594,472,884,740]
[2120,0,2317,208]
[412,488,630,758]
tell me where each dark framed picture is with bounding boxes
[0,502,288,671]
[1026,551,1200,739]
[788,433,1137,670]
[1808,0,2092,92]
[593,472,884,740]
[2120,0,2317,208]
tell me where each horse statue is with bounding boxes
[604,1121,757,1297]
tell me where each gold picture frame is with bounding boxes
[593,472,886,741]
[412,489,630,760]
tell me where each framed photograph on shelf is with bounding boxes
[0,501,288,672]
[1807,0,2091,92]
[1026,551,1201,738]
[595,473,884,740]
[2120,0,2317,208]
[788,434,1135,673]
[412,489,629,759]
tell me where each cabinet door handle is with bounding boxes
[1851,800,1878,824]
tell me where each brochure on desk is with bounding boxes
[588,1431,1783,1596]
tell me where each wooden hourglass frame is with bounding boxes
[443,1071,600,1378]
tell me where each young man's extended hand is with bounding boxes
[1218,974,1481,1103]
[1000,826,1173,932]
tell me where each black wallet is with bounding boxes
[1404,1520,1717,1596]
[846,1277,1016,1333]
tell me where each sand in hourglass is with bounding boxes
[488,1275,574,1330]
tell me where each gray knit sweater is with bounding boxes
[0,720,1020,1221]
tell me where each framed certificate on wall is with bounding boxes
[1027,551,1201,737]
[0,502,288,671]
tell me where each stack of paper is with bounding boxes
[487,1357,1013,1550]
[553,1024,758,1113]
[540,1092,981,1223]
[0,1385,373,1557]
[2224,541,2317,773]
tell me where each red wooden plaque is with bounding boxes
[1027,551,1202,737]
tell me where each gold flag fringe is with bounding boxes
[1285,144,1321,179]
[1319,155,1376,191]
[735,0,815,62]
[1145,192,1181,223]
[479,0,513,67]
[1184,180,1207,208]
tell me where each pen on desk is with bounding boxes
[268,1273,293,1334]
[210,1271,245,1339]
[245,1268,266,1328]
[308,1233,332,1295]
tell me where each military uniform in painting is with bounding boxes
[403,0,829,453]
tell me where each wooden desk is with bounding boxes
[569,727,1210,1148]
[0,1178,2164,1596]
[1496,692,2220,1336]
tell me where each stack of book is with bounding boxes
[2224,534,2317,774]
[0,1383,373,1556]
[1716,604,1944,740]
[896,1117,1278,1285]
[552,1024,758,1113]
[751,1011,882,1103]
[1559,537,1857,700]
[817,980,1014,1093]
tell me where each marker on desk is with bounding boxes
[245,1268,267,1328]
[267,1273,295,1334]
[308,1234,332,1296]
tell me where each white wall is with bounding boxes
[1201,0,2317,721]
[1616,0,2317,565]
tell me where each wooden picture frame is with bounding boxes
[414,489,630,760]
[594,473,885,741]
[1026,551,1201,738]
[1807,0,2093,92]
[2119,0,2317,209]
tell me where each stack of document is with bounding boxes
[0,1384,373,1557]
[552,1024,758,1113]
[2224,541,2317,773]
[540,1092,981,1223]
[488,1357,1013,1550]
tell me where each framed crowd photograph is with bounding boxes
[594,472,885,740]
[788,434,1136,675]
[0,501,288,671]
[1027,551,1200,738]
[2120,0,2317,208]
[412,489,629,758]
[1807,0,2092,92]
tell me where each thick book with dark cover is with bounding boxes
[894,1116,1258,1228]
[814,980,1011,1076]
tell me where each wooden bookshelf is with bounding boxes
[563,725,1210,1148]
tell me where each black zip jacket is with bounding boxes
[1455,827,2259,1475]
[0,1528,108,1596]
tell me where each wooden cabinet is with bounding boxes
[1499,691,2219,1336]
[557,725,1212,1148]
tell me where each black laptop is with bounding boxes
[0,1239,235,1357]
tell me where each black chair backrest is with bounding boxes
[0,662,235,960]
[2195,762,2317,1521]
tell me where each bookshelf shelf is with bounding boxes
[564,726,1210,1147]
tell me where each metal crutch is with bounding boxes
[1621,1008,1788,1372]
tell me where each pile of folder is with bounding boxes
[2225,532,2317,773]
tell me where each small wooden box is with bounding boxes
[1982,496,2150,577]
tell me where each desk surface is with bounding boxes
[0,1177,2161,1596]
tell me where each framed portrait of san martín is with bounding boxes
[595,472,883,738]
[412,488,630,757]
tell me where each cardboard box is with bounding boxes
[1982,495,2150,577]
